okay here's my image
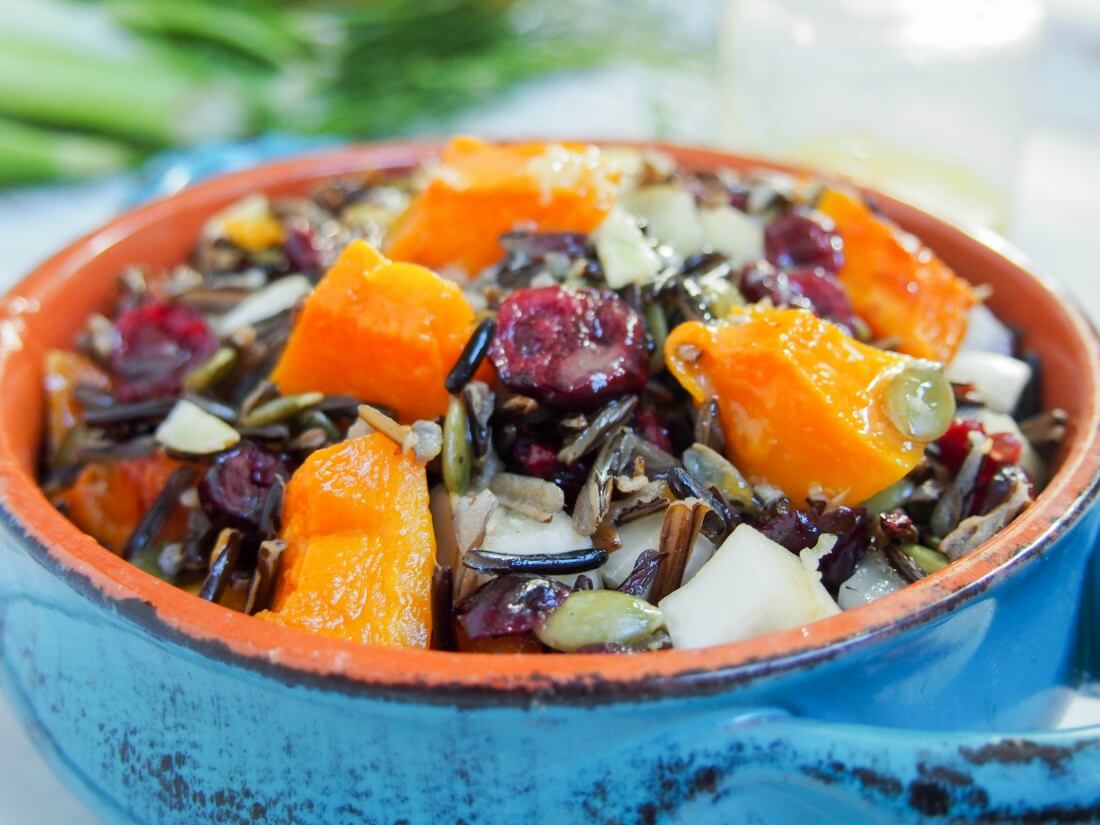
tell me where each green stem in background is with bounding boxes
[0,36,256,146]
[0,117,136,185]
[105,0,307,68]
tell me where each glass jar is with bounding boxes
[718,0,1045,229]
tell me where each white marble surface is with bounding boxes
[1,7,1099,823]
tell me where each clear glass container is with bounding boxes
[719,0,1045,229]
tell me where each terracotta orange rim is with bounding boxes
[0,141,1097,704]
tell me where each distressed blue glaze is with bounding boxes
[1,142,1098,822]
[0,501,1097,824]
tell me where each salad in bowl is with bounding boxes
[40,136,1066,655]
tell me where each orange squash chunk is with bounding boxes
[55,453,184,554]
[385,136,621,274]
[257,433,435,649]
[818,188,974,363]
[271,240,480,422]
[665,307,925,503]
[43,349,110,461]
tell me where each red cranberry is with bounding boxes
[764,212,844,273]
[489,286,649,410]
[109,301,218,401]
[510,436,590,505]
[739,261,856,333]
[635,407,673,453]
[284,224,321,276]
[198,441,289,533]
[935,419,986,474]
[454,574,570,639]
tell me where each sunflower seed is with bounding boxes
[489,473,565,523]
[357,403,409,446]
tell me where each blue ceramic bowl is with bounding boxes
[0,142,1097,824]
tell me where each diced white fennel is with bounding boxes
[959,304,1014,356]
[698,205,764,266]
[155,400,240,455]
[658,524,839,649]
[620,185,703,256]
[837,550,906,610]
[598,512,714,591]
[592,207,662,288]
[481,506,603,589]
[946,351,1031,415]
[960,408,1047,485]
[216,274,312,336]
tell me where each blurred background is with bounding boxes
[0,0,1098,822]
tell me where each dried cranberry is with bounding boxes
[740,261,856,333]
[635,407,673,453]
[934,419,985,474]
[489,286,649,410]
[198,441,289,533]
[454,574,570,639]
[109,301,218,401]
[757,508,820,553]
[764,212,843,273]
[284,223,321,277]
[509,436,589,505]
[972,431,1025,515]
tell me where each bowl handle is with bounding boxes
[698,710,1100,822]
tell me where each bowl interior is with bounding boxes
[0,141,1096,699]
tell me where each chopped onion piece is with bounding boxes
[959,304,1014,356]
[658,524,839,649]
[599,512,713,590]
[155,400,240,455]
[946,351,1031,415]
[621,185,704,256]
[698,205,764,266]
[216,274,312,336]
[837,550,905,610]
[592,207,662,288]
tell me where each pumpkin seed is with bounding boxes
[489,472,564,523]
[443,395,472,495]
[155,400,240,455]
[902,543,950,576]
[182,347,236,393]
[534,590,664,652]
[883,359,955,441]
[682,443,753,509]
[241,392,323,429]
[644,302,669,373]
[298,410,341,442]
[862,478,916,517]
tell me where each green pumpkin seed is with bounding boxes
[901,543,950,575]
[534,590,665,652]
[182,347,236,393]
[682,443,754,508]
[443,395,471,495]
[298,409,341,442]
[241,392,323,429]
[644,302,669,373]
[862,478,916,517]
[883,360,956,441]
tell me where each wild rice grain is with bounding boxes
[444,318,496,395]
